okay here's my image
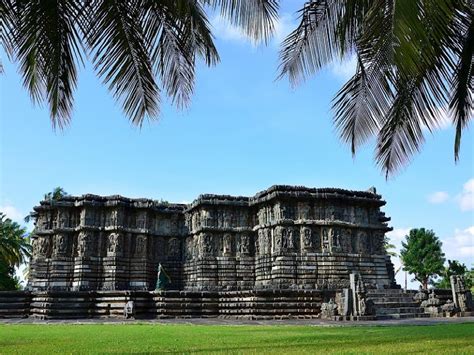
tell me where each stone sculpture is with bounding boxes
[450,275,473,312]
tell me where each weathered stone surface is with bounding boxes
[27,185,395,292]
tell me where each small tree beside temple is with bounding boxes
[400,228,445,290]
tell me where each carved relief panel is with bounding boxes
[257,229,271,255]
[238,234,250,256]
[282,227,295,251]
[300,226,313,252]
[223,233,233,255]
[322,228,330,252]
[371,231,385,255]
[77,231,93,257]
[200,233,214,257]
[53,233,69,256]
[57,209,70,228]
[356,230,369,254]
[107,232,123,257]
[33,236,51,258]
[330,228,342,252]
[134,234,147,257]
[273,226,283,253]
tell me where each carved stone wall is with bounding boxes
[28,186,395,291]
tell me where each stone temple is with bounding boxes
[3,185,471,320]
[28,185,396,292]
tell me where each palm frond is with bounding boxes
[86,0,159,126]
[143,0,219,109]
[333,0,395,155]
[451,4,474,161]
[205,0,279,44]
[13,0,85,128]
[278,0,343,86]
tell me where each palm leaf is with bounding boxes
[451,3,474,161]
[205,0,279,44]
[85,0,159,126]
[13,0,85,128]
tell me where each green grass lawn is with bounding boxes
[0,322,473,354]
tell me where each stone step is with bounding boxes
[376,307,424,315]
[376,313,430,320]
[369,297,415,303]
[373,301,419,309]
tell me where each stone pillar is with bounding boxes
[129,234,149,290]
[296,226,317,289]
[217,233,237,290]
[271,226,297,288]
[27,235,52,290]
[235,233,254,290]
[48,233,74,290]
[102,232,129,290]
[73,231,101,291]
[255,228,272,288]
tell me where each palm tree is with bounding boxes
[0,213,31,268]
[24,187,69,223]
[279,0,473,177]
[1,0,278,128]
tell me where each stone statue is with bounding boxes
[33,237,50,257]
[356,231,368,254]
[301,227,312,250]
[450,275,473,312]
[274,227,283,253]
[421,290,441,308]
[107,232,122,256]
[287,228,295,250]
[239,234,250,255]
[57,209,69,228]
[223,234,233,255]
[441,299,457,315]
[413,287,428,302]
[322,228,330,252]
[134,235,147,257]
[124,300,134,319]
[53,234,68,256]
[201,234,214,256]
[77,231,92,257]
[298,203,310,220]
[330,228,342,252]
[321,298,338,319]
[372,232,385,255]
[201,209,212,227]
[223,211,231,228]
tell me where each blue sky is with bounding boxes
[0,2,473,288]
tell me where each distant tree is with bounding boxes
[0,213,31,290]
[25,187,69,223]
[433,260,472,289]
[43,187,68,201]
[400,228,445,289]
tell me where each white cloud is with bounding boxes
[443,226,474,261]
[427,191,450,204]
[330,55,357,80]
[457,178,474,211]
[0,204,24,223]
[210,13,295,47]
